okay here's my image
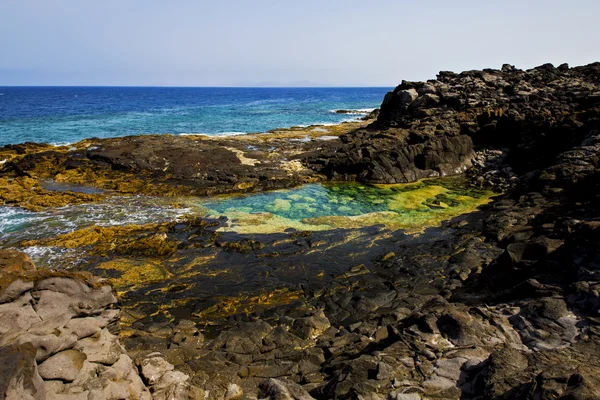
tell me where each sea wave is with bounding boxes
[0,206,36,234]
[329,108,376,115]
[297,117,363,127]
[246,98,294,106]
[179,131,249,137]
[50,142,75,147]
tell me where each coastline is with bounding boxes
[1,62,600,399]
[0,115,378,212]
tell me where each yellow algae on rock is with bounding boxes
[235,181,255,190]
[386,184,449,211]
[192,288,301,320]
[213,211,330,234]
[96,259,172,290]
[0,176,103,211]
[20,223,178,257]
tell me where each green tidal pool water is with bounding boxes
[0,176,497,269]
[200,177,496,233]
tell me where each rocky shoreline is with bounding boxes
[1,61,600,399]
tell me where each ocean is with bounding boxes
[0,86,496,269]
[0,87,391,146]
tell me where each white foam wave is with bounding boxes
[50,142,74,147]
[0,197,195,248]
[0,206,37,233]
[179,131,248,137]
[316,135,339,141]
[308,117,362,126]
[329,108,376,115]
[21,246,82,269]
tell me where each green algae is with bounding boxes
[201,176,497,233]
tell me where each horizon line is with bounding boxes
[0,84,395,89]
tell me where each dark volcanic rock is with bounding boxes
[4,62,600,399]
[304,62,600,188]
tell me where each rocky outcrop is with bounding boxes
[0,120,372,210]
[116,63,600,399]
[0,249,202,400]
[304,62,600,186]
[2,62,600,400]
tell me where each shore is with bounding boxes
[1,62,600,399]
[0,117,376,212]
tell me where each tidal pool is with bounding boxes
[1,176,496,268]
[200,176,496,234]
[0,176,497,325]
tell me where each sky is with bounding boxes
[0,0,598,87]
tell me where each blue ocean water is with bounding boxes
[0,87,390,146]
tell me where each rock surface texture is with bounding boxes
[0,249,202,400]
[117,63,600,399]
[2,62,600,400]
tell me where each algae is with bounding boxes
[20,223,179,257]
[192,288,301,320]
[0,176,103,211]
[201,176,497,234]
[97,258,172,291]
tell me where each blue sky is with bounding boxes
[0,0,598,86]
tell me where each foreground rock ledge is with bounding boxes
[0,249,203,400]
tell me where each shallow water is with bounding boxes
[0,177,495,267]
[0,178,496,324]
[0,196,195,246]
[200,177,495,233]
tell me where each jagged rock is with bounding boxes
[260,378,315,400]
[510,297,580,350]
[74,328,123,365]
[3,61,600,400]
[292,310,331,339]
[0,292,42,334]
[395,89,419,108]
[32,278,117,319]
[65,316,109,340]
[224,383,243,400]
[139,352,175,385]
[0,249,36,273]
